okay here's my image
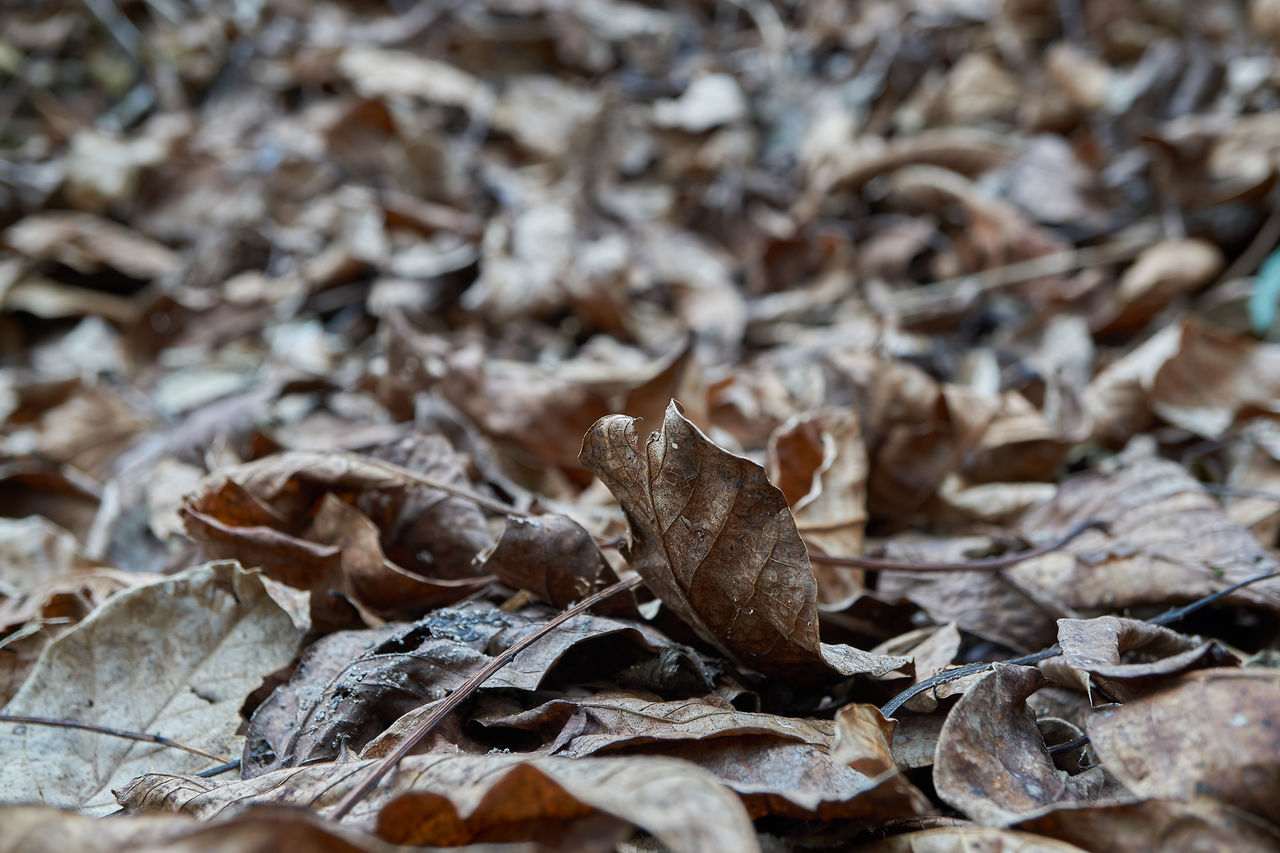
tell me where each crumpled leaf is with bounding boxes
[1011,797,1280,853]
[1054,615,1236,703]
[933,665,1100,825]
[476,514,623,609]
[181,443,496,626]
[1010,449,1280,616]
[580,400,910,683]
[0,804,415,853]
[481,692,931,821]
[0,562,302,814]
[767,408,868,610]
[244,604,711,776]
[119,754,761,853]
[1086,669,1280,823]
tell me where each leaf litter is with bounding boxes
[2,0,1280,850]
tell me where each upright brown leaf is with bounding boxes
[580,401,909,682]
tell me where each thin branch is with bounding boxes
[1047,734,1090,756]
[0,714,232,763]
[888,238,1153,319]
[880,569,1280,718]
[809,519,1106,572]
[196,759,241,778]
[329,574,646,821]
[1201,483,1280,503]
[334,452,529,518]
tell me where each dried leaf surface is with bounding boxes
[120,754,760,853]
[934,665,1099,825]
[0,804,415,853]
[767,408,868,609]
[581,401,908,682]
[1012,798,1280,853]
[0,562,302,813]
[1011,451,1280,614]
[1055,616,1235,702]
[1086,669,1280,823]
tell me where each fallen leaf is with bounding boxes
[1054,615,1236,702]
[0,562,302,814]
[4,212,179,280]
[119,754,761,853]
[1011,797,1280,853]
[768,408,868,609]
[1010,449,1280,616]
[0,802,448,852]
[581,400,910,682]
[1086,669,1280,823]
[245,603,711,776]
[482,692,930,821]
[933,664,1100,825]
[476,514,621,608]
[1091,240,1223,335]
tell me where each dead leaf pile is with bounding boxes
[3,0,1280,850]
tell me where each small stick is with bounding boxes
[0,714,232,763]
[1201,483,1280,503]
[808,519,1106,572]
[880,568,1280,718]
[329,574,646,821]
[196,759,241,778]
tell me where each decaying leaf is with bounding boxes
[0,804,414,853]
[1054,615,1236,702]
[245,603,711,776]
[581,401,909,683]
[933,665,1100,825]
[476,514,623,609]
[1012,797,1280,853]
[1010,450,1280,615]
[181,445,495,625]
[480,693,932,821]
[767,408,868,610]
[119,754,760,853]
[0,562,302,814]
[1086,669,1280,823]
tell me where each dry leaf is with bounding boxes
[1054,615,1236,702]
[120,754,760,853]
[1010,450,1280,615]
[1011,797,1280,853]
[1086,669,1280,823]
[933,665,1100,825]
[476,514,620,608]
[245,604,711,776]
[581,400,910,682]
[856,826,1088,852]
[0,562,302,813]
[768,408,868,610]
[482,692,930,821]
[0,804,415,853]
[1091,240,1223,335]
[4,212,179,280]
